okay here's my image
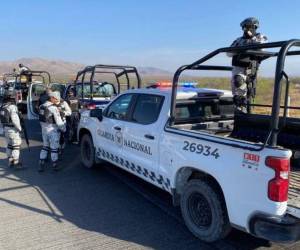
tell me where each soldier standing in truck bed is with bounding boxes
[227,17,267,111]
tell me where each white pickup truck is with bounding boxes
[77,83,300,243]
[78,40,300,243]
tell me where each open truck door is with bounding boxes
[14,69,52,118]
[27,83,47,120]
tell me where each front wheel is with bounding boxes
[80,133,95,168]
[180,179,231,242]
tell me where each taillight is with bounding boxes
[87,103,96,110]
[265,156,290,202]
[16,91,22,101]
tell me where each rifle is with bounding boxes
[59,131,65,146]
[19,112,30,150]
[246,60,260,113]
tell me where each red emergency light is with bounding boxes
[151,81,172,88]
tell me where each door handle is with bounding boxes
[144,134,155,140]
[114,126,121,131]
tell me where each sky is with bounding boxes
[1,0,300,74]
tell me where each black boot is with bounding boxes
[58,148,64,161]
[8,158,14,168]
[38,160,45,172]
[14,161,23,170]
[53,162,60,171]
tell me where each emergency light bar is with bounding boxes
[179,82,197,88]
[149,81,197,89]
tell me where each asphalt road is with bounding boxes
[0,120,299,250]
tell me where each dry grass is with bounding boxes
[175,76,300,118]
[52,73,300,118]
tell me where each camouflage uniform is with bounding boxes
[0,101,22,167]
[229,34,267,98]
[39,97,66,171]
[228,17,267,111]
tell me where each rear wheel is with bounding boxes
[180,179,231,242]
[80,134,95,168]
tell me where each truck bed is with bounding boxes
[288,168,300,212]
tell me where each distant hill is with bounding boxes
[137,66,171,76]
[0,58,172,81]
[0,58,83,78]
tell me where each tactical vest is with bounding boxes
[232,37,252,68]
[58,101,66,120]
[0,103,13,127]
[39,104,55,124]
[232,54,252,68]
[231,35,264,68]
[68,98,79,112]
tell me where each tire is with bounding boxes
[180,179,231,242]
[80,133,95,168]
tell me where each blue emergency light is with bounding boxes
[179,82,197,88]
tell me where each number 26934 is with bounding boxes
[183,141,220,159]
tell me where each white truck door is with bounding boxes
[121,94,164,185]
[95,93,135,161]
[27,83,47,120]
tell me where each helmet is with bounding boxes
[19,63,24,68]
[67,88,75,96]
[0,85,15,101]
[240,17,259,29]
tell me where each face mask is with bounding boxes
[50,97,59,105]
[243,27,256,38]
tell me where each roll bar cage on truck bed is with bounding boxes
[75,64,141,98]
[18,70,52,84]
[3,72,18,83]
[71,64,141,110]
[170,39,300,149]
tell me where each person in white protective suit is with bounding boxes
[38,91,66,172]
[227,17,267,111]
[18,63,30,74]
[0,87,23,168]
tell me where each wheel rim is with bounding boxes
[82,139,91,162]
[187,192,212,228]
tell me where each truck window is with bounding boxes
[77,83,116,98]
[32,84,46,96]
[105,94,134,120]
[50,83,66,97]
[131,94,164,124]
[175,98,234,123]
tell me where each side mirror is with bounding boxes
[90,108,103,121]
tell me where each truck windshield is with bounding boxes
[77,83,116,98]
